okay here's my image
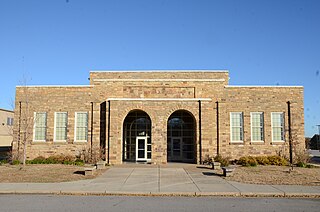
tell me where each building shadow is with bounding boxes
[73,170,85,175]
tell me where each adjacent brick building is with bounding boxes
[13,71,305,164]
[0,108,14,147]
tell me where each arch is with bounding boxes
[167,110,196,163]
[122,110,152,162]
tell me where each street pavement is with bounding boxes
[0,164,319,197]
[0,195,319,212]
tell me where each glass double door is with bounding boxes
[135,136,151,162]
[167,137,182,161]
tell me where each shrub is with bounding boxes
[296,161,306,167]
[267,155,288,166]
[237,155,288,167]
[237,156,258,167]
[46,156,58,164]
[296,162,315,168]
[74,159,84,166]
[0,159,8,165]
[203,154,213,165]
[305,164,315,168]
[294,149,310,166]
[214,155,230,167]
[12,160,20,165]
[30,156,46,164]
[63,155,76,163]
[255,156,270,165]
[48,155,65,163]
[25,155,84,166]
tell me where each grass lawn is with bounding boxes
[226,165,320,186]
[0,164,106,183]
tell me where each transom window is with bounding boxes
[75,112,88,142]
[34,112,47,141]
[271,112,285,142]
[230,112,244,142]
[54,112,68,141]
[251,112,264,142]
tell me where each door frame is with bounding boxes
[169,136,183,161]
[135,136,148,162]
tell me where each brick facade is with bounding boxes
[13,71,304,164]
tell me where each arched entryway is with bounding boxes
[123,110,151,162]
[167,110,196,163]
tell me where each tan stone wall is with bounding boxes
[217,86,304,159]
[12,71,304,164]
[13,86,99,160]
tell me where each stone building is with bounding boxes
[13,71,304,164]
[0,108,14,147]
[0,108,14,160]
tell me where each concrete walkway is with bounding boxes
[1,164,320,197]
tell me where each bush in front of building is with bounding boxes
[214,155,230,167]
[237,156,258,167]
[203,154,231,167]
[267,155,288,166]
[203,155,213,165]
[26,155,84,166]
[12,160,20,165]
[237,155,288,166]
[0,159,8,165]
[296,161,315,168]
[255,156,270,165]
[294,149,310,167]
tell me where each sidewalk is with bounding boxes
[0,164,320,198]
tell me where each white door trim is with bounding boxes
[136,136,148,161]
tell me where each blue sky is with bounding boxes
[0,0,319,137]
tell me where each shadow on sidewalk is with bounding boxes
[202,171,224,177]
[196,165,212,170]
[73,171,85,175]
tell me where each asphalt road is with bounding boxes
[0,195,319,212]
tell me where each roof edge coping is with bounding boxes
[225,85,303,88]
[0,108,14,113]
[90,70,229,73]
[16,85,93,88]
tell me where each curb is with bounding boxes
[0,191,319,198]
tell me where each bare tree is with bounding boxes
[15,75,35,165]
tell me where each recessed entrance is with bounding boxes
[167,110,196,163]
[123,110,151,162]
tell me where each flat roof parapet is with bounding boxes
[89,70,229,85]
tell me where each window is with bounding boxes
[230,112,244,143]
[54,112,68,141]
[251,112,264,142]
[271,112,285,142]
[75,112,88,142]
[34,112,47,141]
[7,117,13,126]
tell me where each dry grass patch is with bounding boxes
[227,165,320,186]
[0,164,106,183]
